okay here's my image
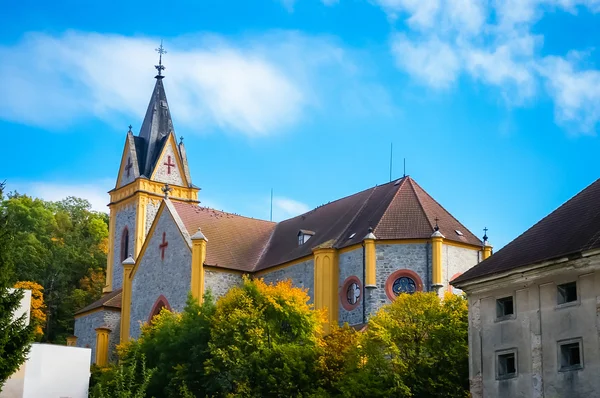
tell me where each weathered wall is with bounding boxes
[130,207,191,339]
[113,204,136,290]
[152,142,184,186]
[204,270,243,299]
[145,198,161,237]
[260,258,315,303]
[444,244,479,294]
[466,259,600,398]
[338,248,364,326]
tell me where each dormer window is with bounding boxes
[298,230,315,246]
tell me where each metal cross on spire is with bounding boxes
[434,217,440,231]
[483,227,488,242]
[155,40,167,78]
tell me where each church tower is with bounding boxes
[103,44,199,293]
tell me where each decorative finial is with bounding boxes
[368,227,373,233]
[128,124,132,133]
[434,217,439,231]
[179,136,184,145]
[155,40,167,79]
[162,183,172,199]
[483,227,488,243]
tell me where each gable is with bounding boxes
[116,133,141,188]
[150,133,187,187]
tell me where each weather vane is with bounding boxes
[155,40,167,78]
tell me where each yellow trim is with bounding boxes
[149,133,189,186]
[109,178,199,206]
[482,245,492,260]
[338,243,362,254]
[95,327,110,366]
[134,194,148,257]
[115,135,132,188]
[444,240,482,251]
[191,239,207,304]
[364,239,376,287]
[376,239,429,245]
[313,247,339,334]
[204,266,247,275]
[103,207,117,293]
[253,255,314,277]
[74,306,120,319]
[66,336,77,347]
[120,263,134,344]
[431,236,443,286]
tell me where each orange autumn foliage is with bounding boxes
[14,281,47,337]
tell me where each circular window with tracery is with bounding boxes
[385,269,423,301]
[340,276,362,311]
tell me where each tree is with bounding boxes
[0,182,34,391]
[13,282,46,339]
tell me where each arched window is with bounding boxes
[148,295,171,324]
[340,276,362,311]
[385,269,423,301]
[120,227,129,263]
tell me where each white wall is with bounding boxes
[8,289,31,326]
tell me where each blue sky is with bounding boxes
[2,0,600,250]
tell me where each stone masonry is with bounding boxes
[261,259,315,303]
[153,142,184,186]
[338,248,365,326]
[113,204,136,290]
[74,309,120,364]
[204,270,243,299]
[129,206,192,339]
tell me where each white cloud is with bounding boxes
[376,0,600,133]
[10,179,113,213]
[272,197,311,221]
[0,31,392,137]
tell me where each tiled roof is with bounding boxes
[172,202,276,272]
[171,176,480,272]
[74,289,122,316]
[453,178,600,284]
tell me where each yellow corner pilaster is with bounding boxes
[103,207,117,293]
[191,229,208,304]
[482,244,492,260]
[134,194,148,257]
[120,260,134,344]
[364,238,376,288]
[431,233,444,287]
[94,327,111,366]
[66,336,77,347]
[313,247,339,334]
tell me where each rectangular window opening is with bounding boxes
[560,341,582,371]
[497,352,517,379]
[496,296,514,318]
[557,282,577,305]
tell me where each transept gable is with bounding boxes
[116,132,141,188]
[149,133,188,187]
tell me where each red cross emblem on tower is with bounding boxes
[159,232,168,260]
[164,155,176,175]
[125,157,133,177]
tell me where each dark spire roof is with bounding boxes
[138,78,175,177]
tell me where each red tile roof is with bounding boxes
[171,177,481,272]
[74,289,122,315]
[453,177,600,284]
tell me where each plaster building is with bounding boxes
[452,179,600,398]
[74,51,487,365]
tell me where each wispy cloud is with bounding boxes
[375,0,600,133]
[0,31,393,137]
[9,179,113,213]
[272,197,311,221]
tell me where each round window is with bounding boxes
[392,276,417,295]
[385,270,423,301]
[340,276,362,311]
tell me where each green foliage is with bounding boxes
[0,185,108,343]
[0,182,35,391]
[90,346,155,398]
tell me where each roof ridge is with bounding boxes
[333,185,379,247]
[406,177,435,232]
[373,177,410,234]
[253,222,280,271]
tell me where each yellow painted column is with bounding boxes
[191,228,208,304]
[66,336,77,347]
[103,207,117,293]
[482,243,493,260]
[431,231,444,291]
[134,194,147,257]
[120,256,135,344]
[94,327,111,366]
[364,229,377,288]
[313,246,339,334]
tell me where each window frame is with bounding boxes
[496,349,518,380]
[558,338,583,372]
[557,281,578,306]
[495,295,515,321]
[120,227,130,263]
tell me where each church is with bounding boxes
[73,51,490,365]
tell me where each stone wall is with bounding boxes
[443,244,480,294]
[367,243,430,317]
[338,248,365,326]
[113,204,137,290]
[261,259,315,303]
[74,309,120,364]
[204,269,243,299]
[145,198,161,237]
[130,206,191,339]
[152,142,184,186]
